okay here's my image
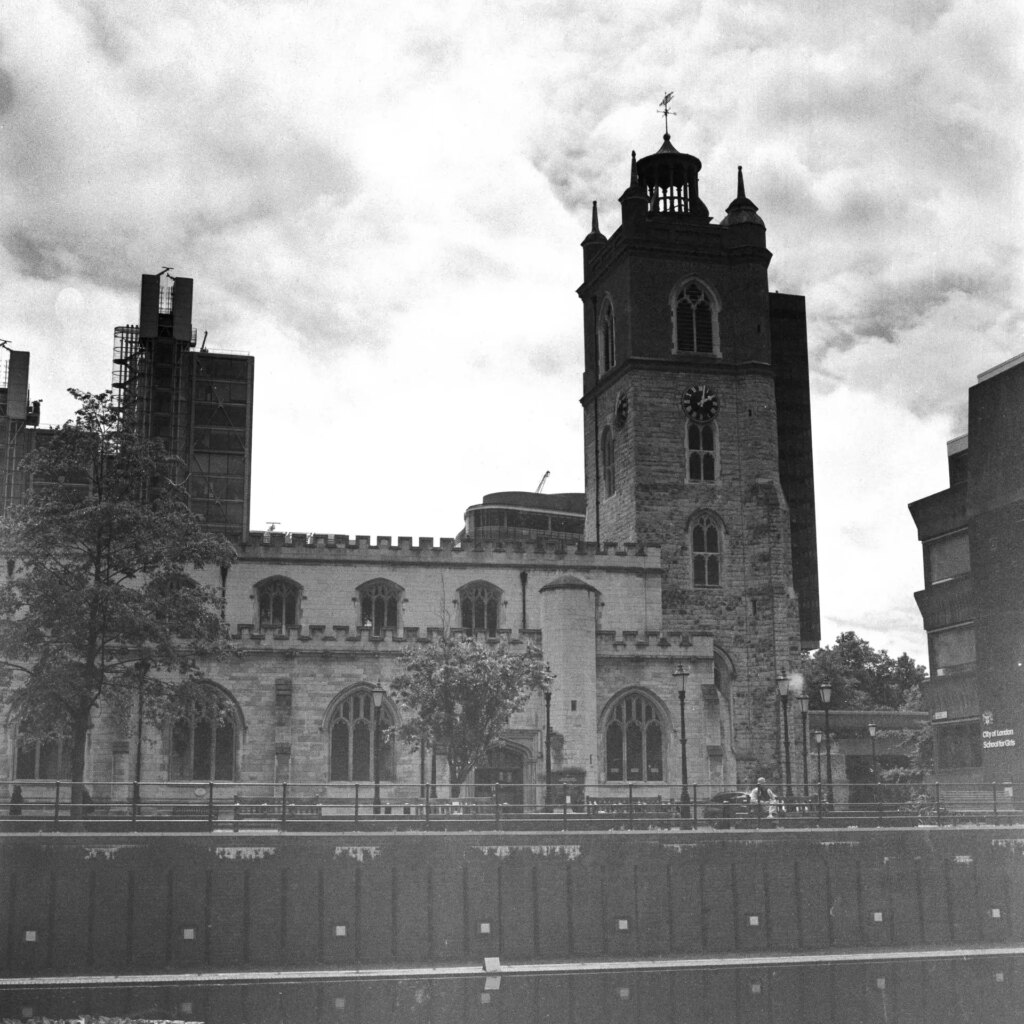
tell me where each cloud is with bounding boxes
[1,0,1021,664]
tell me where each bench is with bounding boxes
[585,795,671,822]
[171,804,219,820]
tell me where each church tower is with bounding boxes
[579,130,819,776]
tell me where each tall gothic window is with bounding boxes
[599,301,616,373]
[169,692,238,781]
[687,422,716,481]
[460,581,501,636]
[601,427,616,496]
[255,577,301,633]
[605,692,663,782]
[329,690,395,782]
[692,514,721,587]
[676,281,716,354]
[358,579,402,636]
[15,725,71,780]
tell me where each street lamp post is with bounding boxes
[776,674,793,809]
[796,692,810,804]
[813,728,824,810]
[673,664,690,819]
[372,685,386,815]
[544,689,552,809]
[868,721,878,824]
[818,681,834,804]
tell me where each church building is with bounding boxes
[3,130,819,805]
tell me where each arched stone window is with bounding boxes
[255,576,301,633]
[691,513,722,587]
[14,724,72,780]
[599,300,616,373]
[687,422,716,481]
[460,581,502,637]
[605,692,664,782]
[169,688,240,781]
[357,578,402,637]
[674,280,719,355]
[329,689,395,782]
[601,427,616,496]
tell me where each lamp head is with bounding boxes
[796,693,809,714]
[776,673,790,698]
[672,663,689,678]
[813,729,824,747]
[818,681,832,705]
[868,722,877,738]
[372,685,385,709]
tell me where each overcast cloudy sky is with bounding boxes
[2,0,1022,663]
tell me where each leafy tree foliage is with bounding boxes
[0,391,235,799]
[390,634,553,795]
[802,631,926,712]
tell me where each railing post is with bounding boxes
[424,787,430,830]
[207,781,215,831]
[354,784,360,827]
[493,785,501,830]
[690,784,697,829]
[131,781,138,826]
[281,782,288,828]
[934,780,942,826]
[993,780,999,825]
[53,781,60,826]
[628,784,634,829]
[817,781,823,826]
[562,783,568,831]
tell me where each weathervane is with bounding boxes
[658,91,675,135]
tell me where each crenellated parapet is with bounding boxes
[595,630,715,660]
[226,624,544,651]
[238,532,659,568]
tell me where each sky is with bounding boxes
[1,0,1022,666]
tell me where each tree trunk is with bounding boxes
[68,711,90,820]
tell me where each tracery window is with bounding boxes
[599,301,616,373]
[675,281,717,354]
[256,577,301,633]
[605,692,663,782]
[358,579,401,637]
[692,514,721,587]
[169,692,238,781]
[14,725,71,780]
[687,422,716,481]
[329,690,395,782]
[601,427,616,496]
[460,581,501,637]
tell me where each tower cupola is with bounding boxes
[633,134,710,222]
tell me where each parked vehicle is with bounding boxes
[702,790,753,828]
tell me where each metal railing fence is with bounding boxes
[0,779,1019,832]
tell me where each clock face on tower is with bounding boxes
[683,384,719,422]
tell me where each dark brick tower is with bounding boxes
[578,133,819,776]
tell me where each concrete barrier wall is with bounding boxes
[2,828,1023,976]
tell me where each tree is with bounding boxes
[0,391,236,806]
[801,631,931,781]
[390,633,553,796]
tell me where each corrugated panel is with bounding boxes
[5,349,29,420]
[172,276,194,342]
[139,274,160,338]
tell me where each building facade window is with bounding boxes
[924,531,970,585]
[605,692,663,782]
[169,695,238,781]
[935,719,982,770]
[599,301,616,373]
[255,577,301,633]
[460,581,501,636]
[14,726,71,780]
[692,514,721,587]
[675,280,717,354]
[601,427,616,496]
[930,625,976,677]
[358,579,402,636]
[329,689,395,782]
[687,422,716,481]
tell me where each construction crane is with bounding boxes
[536,471,550,493]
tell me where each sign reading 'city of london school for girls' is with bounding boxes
[982,711,1016,749]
